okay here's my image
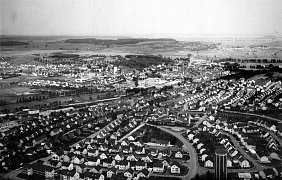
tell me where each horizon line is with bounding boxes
[0,32,280,38]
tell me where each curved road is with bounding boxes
[147,124,198,180]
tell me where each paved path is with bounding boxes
[70,126,105,148]
[192,116,208,128]
[147,124,198,180]
[118,123,145,142]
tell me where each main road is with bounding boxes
[220,110,281,122]
[147,123,198,180]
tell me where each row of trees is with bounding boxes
[220,58,281,63]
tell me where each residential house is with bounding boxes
[115,160,130,170]
[59,169,80,180]
[138,168,151,178]
[238,157,250,168]
[84,172,104,180]
[101,158,115,168]
[135,161,147,171]
[124,168,134,179]
[174,151,183,159]
[61,162,74,171]
[153,161,164,173]
[141,155,153,163]
[171,161,181,174]
[107,167,118,178]
[126,154,138,162]
[85,157,100,166]
[205,157,214,168]
[227,159,233,168]
[114,153,124,161]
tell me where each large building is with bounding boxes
[215,149,228,180]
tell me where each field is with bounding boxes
[1,36,282,61]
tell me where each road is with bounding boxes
[147,124,198,180]
[220,110,281,122]
[220,131,268,172]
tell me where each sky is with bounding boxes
[1,0,282,37]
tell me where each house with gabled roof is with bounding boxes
[171,161,182,174]
[121,140,129,146]
[97,137,106,144]
[59,169,80,180]
[174,151,183,159]
[201,154,208,162]
[110,173,127,180]
[101,158,115,168]
[89,165,103,174]
[227,158,233,168]
[135,161,147,171]
[114,153,124,161]
[138,168,151,178]
[99,153,108,160]
[85,138,94,145]
[98,144,108,152]
[126,153,138,162]
[87,149,98,157]
[205,156,214,168]
[61,162,74,171]
[153,160,164,173]
[109,144,120,153]
[199,148,206,155]
[133,146,145,155]
[74,164,86,174]
[49,160,62,169]
[124,168,134,179]
[238,157,250,168]
[85,156,100,166]
[193,138,200,144]
[197,143,204,150]
[128,135,135,141]
[83,171,104,180]
[72,155,84,164]
[115,160,130,170]
[140,154,153,163]
[121,145,132,154]
[107,166,118,178]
